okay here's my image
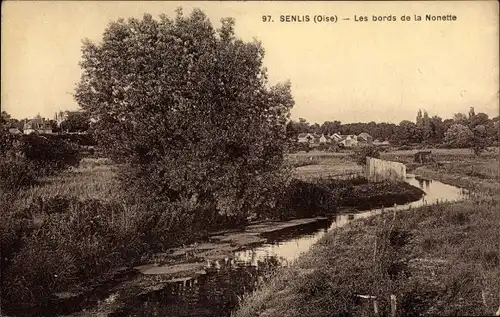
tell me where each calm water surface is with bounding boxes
[110,175,469,317]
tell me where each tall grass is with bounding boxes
[234,196,500,317]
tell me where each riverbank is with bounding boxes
[413,165,499,196]
[0,157,426,316]
[235,161,500,316]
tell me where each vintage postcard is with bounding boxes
[1,1,499,316]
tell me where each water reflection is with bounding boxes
[330,175,470,226]
[111,176,469,317]
[110,257,282,317]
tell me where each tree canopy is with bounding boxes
[75,9,294,220]
[444,124,474,148]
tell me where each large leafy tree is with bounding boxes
[430,115,445,142]
[471,124,489,156]
[421,110,433,142]
[397,120,422,144]
[444,124,473,148]
[60,112,90,132]
[75,9,294,221]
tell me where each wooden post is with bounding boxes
[481,289,488,307]
[390,294,397,317]
[373,299,379,315]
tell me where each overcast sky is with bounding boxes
[2,1,499,124]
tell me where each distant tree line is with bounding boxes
[1,110,90,133]
[286,107,499,148]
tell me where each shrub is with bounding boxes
[18,134,81,175]
[0,133,81,192]
[352,145,381,166]
[269,178,361,220]
[471,125,489,156]
[0,156,37,191]
[287,141,310,154]
[43,133,97,147]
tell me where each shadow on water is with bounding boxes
[100,176,471,317]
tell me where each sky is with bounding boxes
[2,1,499,124]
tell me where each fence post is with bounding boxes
[390,294,397,317]
[365,157,370,180]
[373,299,379,315]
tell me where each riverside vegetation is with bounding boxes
[234,150,500,317]
[0,140,425,316]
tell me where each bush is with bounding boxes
[272,179,340,219]
[19,134,81,174]
[352,146,381,166]
[0,156,37,191]
[0,133,81,192]
[444,124,473,148]
[42,133,97,147]
[287,141,310,154]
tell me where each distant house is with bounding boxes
[339,135,358,148]
[297,133,315,144]
[357,132,373,145]
[23,117,52,134]
[331,133,343,143]
[312,133,322,144]
[8,128,22,135]
[319,134,333,144]
[373,139,391,146]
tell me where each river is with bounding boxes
[104,175,469,317]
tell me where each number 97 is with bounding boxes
[262,15,271,22]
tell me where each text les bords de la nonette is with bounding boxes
[263,14,457,23]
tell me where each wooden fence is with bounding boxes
[365,157,406,182]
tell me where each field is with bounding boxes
[235,149,500,317]
[288,153,362,181]
[12,158,118,203]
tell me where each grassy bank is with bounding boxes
[235,156,500,316]
[235,198,500,317]
[413,157,499,196]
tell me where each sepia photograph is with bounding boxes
[1,1,499,316]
